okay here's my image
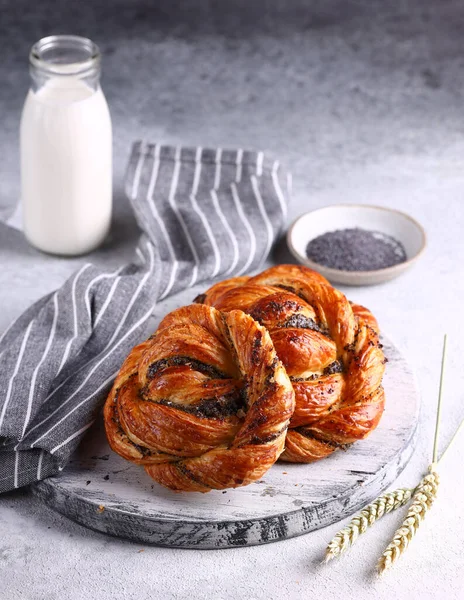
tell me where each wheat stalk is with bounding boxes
[323,335,464,575]
[376,334,448,574]
[325,487,414,562]
[377,469,439,574]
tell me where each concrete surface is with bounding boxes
[1,1,464,599]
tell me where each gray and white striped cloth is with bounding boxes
[0,142,290,493]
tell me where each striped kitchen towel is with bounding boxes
[0,142,291,493]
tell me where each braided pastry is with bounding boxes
[195,265,386,463]
[104,304,295,492]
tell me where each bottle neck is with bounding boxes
[29,35,101,93]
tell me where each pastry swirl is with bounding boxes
[196,265,386,463]
[104,304,295,491]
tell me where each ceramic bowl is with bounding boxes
[286,204,426,286]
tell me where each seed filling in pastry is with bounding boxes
[104,265,386,492]
[104,305,295,492]
[196,265,386,463]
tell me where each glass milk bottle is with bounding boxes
[20,35,112,255]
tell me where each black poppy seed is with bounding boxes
[305,227,407,272]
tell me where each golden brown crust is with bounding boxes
[197,264,386,463]
[104,304,295,492]
[351,302,380,334]
[105,264,386,489]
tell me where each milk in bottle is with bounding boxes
[20,35,112,255]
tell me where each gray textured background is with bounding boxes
[1,1,464,599]
[2,0,464,226]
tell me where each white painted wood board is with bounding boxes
[32,335,419,548]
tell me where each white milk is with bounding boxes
[20,76,112,255]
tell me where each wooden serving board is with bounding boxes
[33,336,419,549]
